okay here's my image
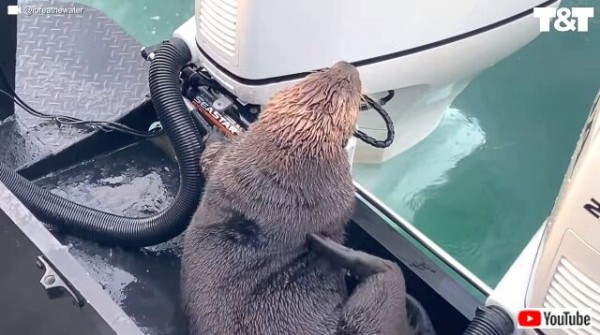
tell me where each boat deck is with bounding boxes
[0,2,479,334]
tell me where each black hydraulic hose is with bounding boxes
[0,37,205,247]
[354,95,395,148]
[463,305,514,335]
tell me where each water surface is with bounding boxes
[354,0,600,286]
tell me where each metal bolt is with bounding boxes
[35,260,44,269]
[44,275,56,285]
[213,98,232,111]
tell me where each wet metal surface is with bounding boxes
[1,0,150,170]
[0,116,48,170]
[0,178,145,335]
[35,141,186,335]
[0,2,188,333]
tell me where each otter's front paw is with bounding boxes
[204,126,230,145]
[200,129,231,177]
[307,233,395,279]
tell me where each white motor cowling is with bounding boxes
[174,0,560,163]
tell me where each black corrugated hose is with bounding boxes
[0,37,205,247]
[463,305,514,335]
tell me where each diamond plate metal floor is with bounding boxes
[0,0,149,170]
[0,2,181,334]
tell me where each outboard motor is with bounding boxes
[172,0,561,163]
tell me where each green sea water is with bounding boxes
[353,0,600,287]
[72,0,600,288]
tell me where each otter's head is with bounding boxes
[257,61,362,154]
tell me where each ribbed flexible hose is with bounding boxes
[463,305,514,335]
[0,38,204,247]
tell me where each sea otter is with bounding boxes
[181,61,434,334]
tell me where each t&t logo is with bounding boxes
[533,7,595,32]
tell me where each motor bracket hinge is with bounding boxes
[36,255,85,307]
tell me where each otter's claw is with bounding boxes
[307,233,394,279]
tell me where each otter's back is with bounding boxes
[182,208,347,334]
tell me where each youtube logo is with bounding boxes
[518,310,542,328]
[517,308,593,329]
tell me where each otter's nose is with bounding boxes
[333,61,357,74]
[331,61,360,86]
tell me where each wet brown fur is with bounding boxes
[199,131,230,178]
[181,61,416,335]
[258,64,361,157]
